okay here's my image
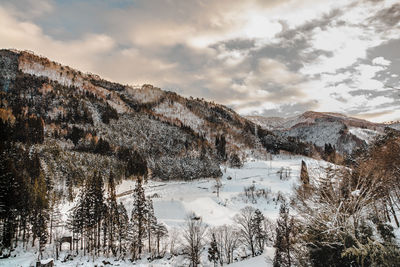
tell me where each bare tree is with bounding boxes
[213,177,223,198]
[182,213,207,267]
[234,206,256,257]
[209,224,240,264]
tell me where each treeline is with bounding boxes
[69,172,168,260]
[0,144,52,255]
[0,150,169,262]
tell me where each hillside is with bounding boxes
[0,49,314,194]
[2,49,400,267]
[248,111,387,154]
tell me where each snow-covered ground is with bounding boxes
[0,155,326,267]
[118,155,320,227]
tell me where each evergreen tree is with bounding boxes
[208,233,220,267]
[116,203,129,256]
[215,135,226,160]
[153,222,168,257]
[146,197,157,256]
[31,172,49,258]
[273,201,294,267]
[252,209,266,253]
[89,172,106,255]
[0,152,17,249]
[131,176,148,259]
[48,191,62,245]
[300,160,309,185]
[71,171,106,256]
[229,153,243,168]
[106,171,119,256]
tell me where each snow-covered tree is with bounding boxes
[153,222,168,257]
[252,209,266,253]
[182,214,207,267]
[106,171,119,256]
[131,176,148,259]
[234,206,256,257]
[145,197,157,256]
[208,233,220,267]
[273,201,294,267]
[31,172,49,258]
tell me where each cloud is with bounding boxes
[370,2,400,27]
[0,6,116,74]
[372,56,391,66]
[0,0,399,122]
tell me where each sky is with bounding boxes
[0,0,399,122]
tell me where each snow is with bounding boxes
[19,61,84,88]
[227,249,274,266]
[153,101,205,133]
[351,189,361,197]
[1,155,327,266]
[116,154,324,226]
[349,127,380,144]
[127,86,164,103]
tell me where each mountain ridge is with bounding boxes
[1,49,315,196]
[247,111,388,154]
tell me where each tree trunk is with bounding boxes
[49,213,53,244]
[389,197,400,227]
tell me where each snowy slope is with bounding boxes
[348,127,381,144]
[248,111,386,154]
[1,155,329,267]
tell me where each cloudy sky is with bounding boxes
[1,0,399,122]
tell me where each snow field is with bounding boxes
[1,155,326,266]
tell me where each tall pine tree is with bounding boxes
[273,201,295,267]
[106,171,119,256]
[131,176,148,259]
[146,197,157,257]
[31,172,49,258]
[208,233,220,267]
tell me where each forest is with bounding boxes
[1,127,400,266]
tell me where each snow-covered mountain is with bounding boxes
[0,49,312,192]
[247,111,387,154]
[388,121,400,130]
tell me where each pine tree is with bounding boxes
[208,233,220,267]
[71,171,106,256]
[131,176,148,259]
[116,203,129,256]
[106,171,119,256]
[87,171,106,255]
[300,160,309,185]
[252,209,266,253]
[273,201,294,267]
[48,191,62,245]
[215,135,226,160]
[153,222,168,257]
[0,152,16,249]
[31,172,49,258]
[146,197,157,257]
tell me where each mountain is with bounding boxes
[387,121,400,130]
[247,111,387,154]
[0,49,313,197]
